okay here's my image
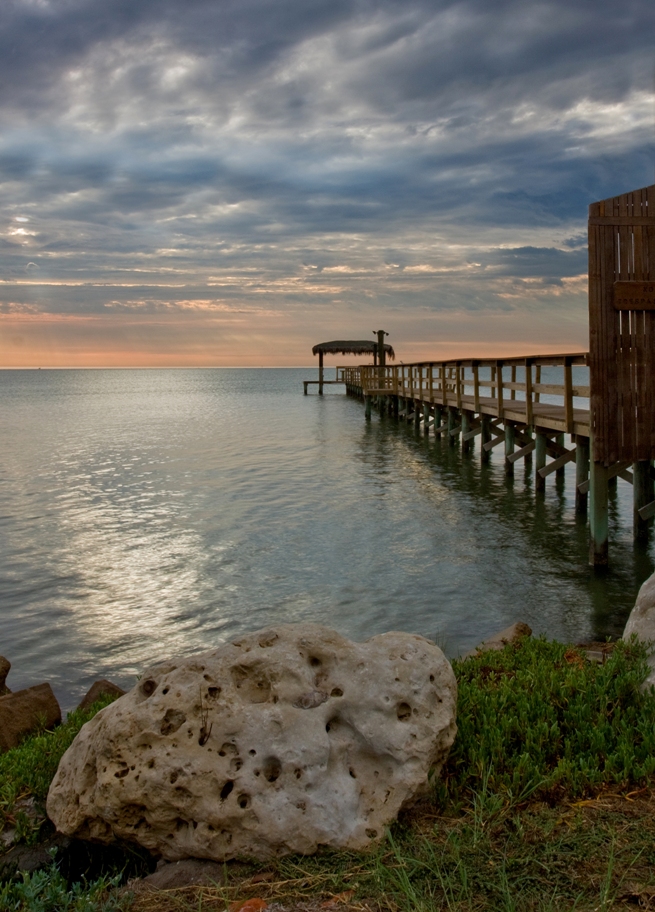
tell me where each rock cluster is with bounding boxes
[47,624,457,860]
[0,657,125,755]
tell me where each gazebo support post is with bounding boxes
[318,351,324,395]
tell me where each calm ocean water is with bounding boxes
[1,368,653,710]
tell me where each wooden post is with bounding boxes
[365,395,372,420]
[414,400,421,432]
[523,427,533,466]
[575,437,590,514]
[633,461,654,540]
[434,405,443,438]
[505,422,515,476]
[447,406,457,446]
[589,430,608,566]
[564,357,573,433]
[589,460,609,566]
[423,403,430,434]
[473,362,480,413]
[535,431,547,492]
[376,329,387,392]
[555,433,566,479]
[462,410,472,455]
[319,351,324,395]
[525,359,533,427]
[481,416,491,464]
[393,395,399,420]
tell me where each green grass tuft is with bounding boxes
[438,635,655,807]
[0,696,118,841]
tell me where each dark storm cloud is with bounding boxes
[0,0,652,326]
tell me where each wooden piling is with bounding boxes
[481,416,491,464]
[555,433,566,479]
[447,406,457,447]
[589,433,609,566]
[535,431,547,492]
[575,437,590,514]
[462,410,472,455]
[633,460,654,539]
[505,423,515,476]
[318,351,324,396]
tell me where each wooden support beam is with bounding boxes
[433,405,444,438]
[634,461,654,539]
[555,433,566,479]
[535,431,547,492]
[365,395,372,420]
[589,457,609,567]
[506,440,535,464]
[564,357,573,433]
[638,500,655,521]
[414,400,421,431]
[447,407,458,446]
[423,403,431,434]
[462,424,482,442]
[575,437,589,514]
[538,447,576,479]
[319,351,324,395]
[505,423,516,476]
[525,359,533,426]
[481,415,492,464]
[462,410,472,455]
[473,363,480,412]
[483,433,505,452]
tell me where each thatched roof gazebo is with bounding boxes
[309,336,395,395]
[311,340,395,360]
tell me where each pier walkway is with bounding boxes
[330,182,655,567]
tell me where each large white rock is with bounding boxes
[47,624,456,861]
[623,571,655,687]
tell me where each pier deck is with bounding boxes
[332,181,655,567]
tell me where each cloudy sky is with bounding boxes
[1,0,653,366]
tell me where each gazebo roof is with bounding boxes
[312,340,395,359]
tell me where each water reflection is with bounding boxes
[1,368,652,710]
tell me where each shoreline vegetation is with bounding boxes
[2,636,655,911]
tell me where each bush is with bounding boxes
[439,635,655,805]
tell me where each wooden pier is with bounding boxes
[337,182,655,567]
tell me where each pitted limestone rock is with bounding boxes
[47,624,457,860]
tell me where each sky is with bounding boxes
[0,0,654,367]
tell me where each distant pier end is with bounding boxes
[304,338,395,395]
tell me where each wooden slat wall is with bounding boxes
[589,183,655,464]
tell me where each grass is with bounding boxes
[0,696,118,845]
[3,637,655,910]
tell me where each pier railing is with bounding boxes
[342,354,589,435]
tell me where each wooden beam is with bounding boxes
[506,440,536,464]
[462,424,482,441]
[483,433,505,452]
[575,437,589,513]
[638,499,655,521]
[538,447,576,478]
[535,431,547,492]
